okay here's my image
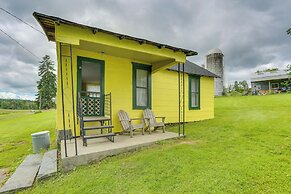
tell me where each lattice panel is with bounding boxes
[81,98,87,115]
[80,96,102,116]
[96,98,101,115]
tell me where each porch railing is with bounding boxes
[104,93,112,121]
[78,91,112,119]
[77,92,114,146]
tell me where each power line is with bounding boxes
[0,27,41,60]
[0,7,45,36]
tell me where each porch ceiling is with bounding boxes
[77,40,172,64]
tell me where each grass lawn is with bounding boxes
[7,94,291,193]
[0,109,56,176]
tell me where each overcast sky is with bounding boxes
[0,0,291,100]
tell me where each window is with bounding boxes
[271,83,279,89]
[189,75,200,109]
[132,63,151,109]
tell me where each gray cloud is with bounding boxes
[0,0,291,98]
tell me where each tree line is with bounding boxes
[0,99,38,110]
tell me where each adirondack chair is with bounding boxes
[118,110,145,138]
[143,109,166,134]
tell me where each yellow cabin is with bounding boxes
[34,12,217,147]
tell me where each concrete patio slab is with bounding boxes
[61,131,180,171]
[37,149,57,180]
[0,154,42,193]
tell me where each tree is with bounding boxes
[280,64,291,91]
[280,80,290,88]
[239,80,250,95]
[287,28,291,35]
[287,64,291,76]
[225,80,250,96]
[36,55,57,109]
[233,81,240,92]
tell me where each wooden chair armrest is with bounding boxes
[131,118,144,120]
[119,119,130,121]
[155,117,166,122]
[130,118,145,126]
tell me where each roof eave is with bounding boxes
[33,12,198,57]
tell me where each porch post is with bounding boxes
[269,81,271,93]
[182,63,185,136]
[178,63,181,136]
[69,44,78,156]
[59,42,68,157]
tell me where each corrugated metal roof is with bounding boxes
[168,60,219,77]
[33,12,197,57]
[251,70,289,82]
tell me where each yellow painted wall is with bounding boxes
[56,43,214,135]
[186,76,215,121]
[152,71,214,123]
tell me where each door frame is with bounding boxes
[77,56,105,116]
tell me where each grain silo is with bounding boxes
[206,48,224,96]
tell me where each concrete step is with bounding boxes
[0,154,42,193]
[37,149,57,180]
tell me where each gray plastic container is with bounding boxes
[31,131,50,153]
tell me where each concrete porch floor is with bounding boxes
[61,131,180,171]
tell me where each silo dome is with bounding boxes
[207,48,223,55]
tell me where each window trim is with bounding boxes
[77,56,105,116]
[132,62,152,110]
[188,75,200,110]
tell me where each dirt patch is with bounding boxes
[179,140,201,145]
[0,168,9,186]
[14,141,26,145]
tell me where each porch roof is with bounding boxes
[33,12,197,57]
[169,60,219,78]
[250,70,289,82]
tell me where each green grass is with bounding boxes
[15,95,291,193]
[0,109,56,174]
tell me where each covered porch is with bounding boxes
[61,131,179,171]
